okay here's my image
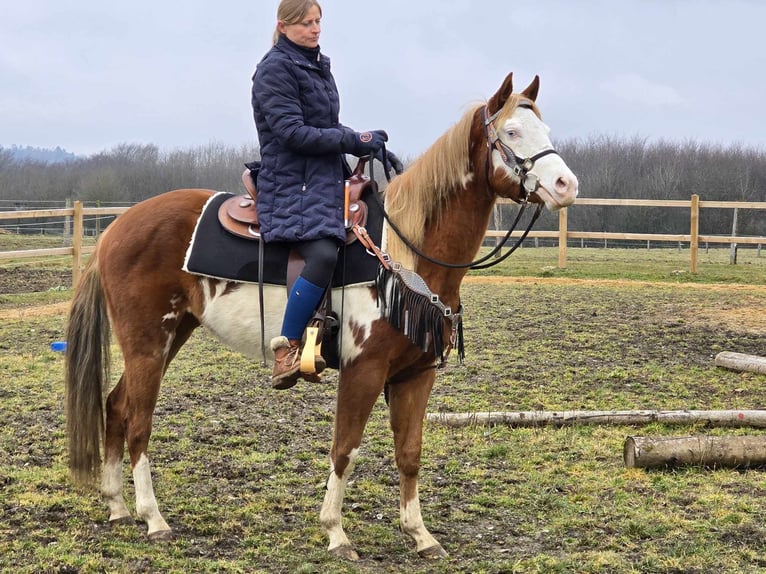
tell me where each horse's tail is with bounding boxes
[64,250,111,487]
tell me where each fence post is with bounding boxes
[729,207,739,265]
[689,194,699,273]
[72,201,83,287]
[64,198,72,245]
[558,207,568,268]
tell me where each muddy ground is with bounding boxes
[2,267,766,572]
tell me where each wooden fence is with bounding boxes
[1,196,765,287]
[0,204,129,286]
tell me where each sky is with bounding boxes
[2,0,766,159]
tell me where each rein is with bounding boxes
[377,194,542,270]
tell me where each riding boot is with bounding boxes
[270,336,302,389]
[277,276,328,385]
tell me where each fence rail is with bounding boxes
[1,196,765,287]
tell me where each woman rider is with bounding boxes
[252,0,393,389]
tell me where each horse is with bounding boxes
[64,72,578,560]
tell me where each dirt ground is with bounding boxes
[463,276,766,336]
[3,266,766,572]
[0,266,71,295]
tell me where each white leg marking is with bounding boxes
[102,458,131,522]
[320,447,359,551]
[400,484,440,552]
[133,453,171,535]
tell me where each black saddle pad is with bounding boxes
[183,190,384,287]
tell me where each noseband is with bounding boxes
[481,104,560,200]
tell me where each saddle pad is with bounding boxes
[183,191,384,287]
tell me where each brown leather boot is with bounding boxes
[270,336,301,390]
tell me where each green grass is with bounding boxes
[469,244,766,284]
[1,232,764,286]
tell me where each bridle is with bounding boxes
[481,103,560,200]
[377,103,561,270]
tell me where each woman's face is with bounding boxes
[279,5,321,49]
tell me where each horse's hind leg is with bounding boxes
[120,354,172,539]
[102,313,198,538]
[102,372,131,525]
[387,370,447,559]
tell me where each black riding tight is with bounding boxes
[293,238,340,287]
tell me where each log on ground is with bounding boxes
[426,410,766,429]
[715,352,766,375]
[624,435,766,469]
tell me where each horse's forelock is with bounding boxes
[495,94,542,126]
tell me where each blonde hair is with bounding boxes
[273,0,322,44]
[384,95,538,269]
[384,104,481,268]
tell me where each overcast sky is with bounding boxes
[2,1,765,159]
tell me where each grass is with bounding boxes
[469,244,766,284]
[1,239,766,572]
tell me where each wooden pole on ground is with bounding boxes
[715,352,766,375]
[426,410,766,429]
[624,435,766,469]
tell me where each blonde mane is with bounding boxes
[383,94,537,268]
[384,103,482,267]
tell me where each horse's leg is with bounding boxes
[387,369,447,559]
[123,355,171,539]
[103,311,198,538]
[319,361,386,561]
[102,372,131,524]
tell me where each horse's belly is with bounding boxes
[199,283,285,358]
[198,281,379,362]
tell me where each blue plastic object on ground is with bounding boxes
[50,341,67,352]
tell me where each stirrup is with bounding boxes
[300,325,322,374]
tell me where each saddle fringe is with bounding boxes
[375,265,464,365]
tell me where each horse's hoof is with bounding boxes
[108,516,133,527]
[418,544,447,560]
[147,529,173,542]
[329,544,359,561]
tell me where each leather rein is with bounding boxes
[375,104,562,270]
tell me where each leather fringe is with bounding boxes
[375,265,464,365]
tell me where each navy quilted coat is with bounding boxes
[252,35,355,243]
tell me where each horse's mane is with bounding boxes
[383,103,482,266]
[383,94,535,268]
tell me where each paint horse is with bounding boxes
[64,73,578,560]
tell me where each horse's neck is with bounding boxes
[417,183,495,308]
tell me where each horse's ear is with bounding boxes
[487,72,514,115]
[521,75,540,102]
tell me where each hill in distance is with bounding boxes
[1,145,79,164]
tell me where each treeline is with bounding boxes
[515,136,766,238]
[1,137,765,237]
[0,142,259,206]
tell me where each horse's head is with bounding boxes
[482,73,578,210]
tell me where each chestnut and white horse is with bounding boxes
[65,73,578,560]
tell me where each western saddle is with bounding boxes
[218,157,374,244]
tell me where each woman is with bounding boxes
[252,0,390,389]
